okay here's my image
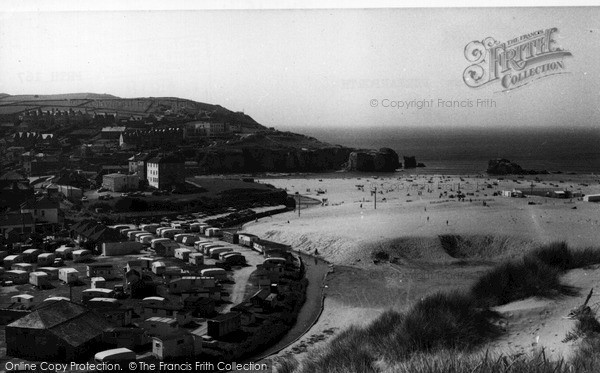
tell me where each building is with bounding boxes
[152,332,201,360]
[102,173,139,192]
[87,263,119,280]
[128,152,153,181]
[146,153,185,190]
[0,213,35,239]
[100,126,127,140]
[184,121,227,138]
[20,197,63,226]
[207,312,241,338]
[584,194,600,202]
[119,128,183,150]
[5,300,112,361]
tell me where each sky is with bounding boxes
[0,5,599,132]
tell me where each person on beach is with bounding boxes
[427,216,429,222]
[446,220,448,225]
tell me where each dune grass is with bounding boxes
[271,241,600,373]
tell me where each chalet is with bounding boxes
[5,300,112,361]
[207,312,241,338]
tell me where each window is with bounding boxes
[177,339,184,345]
[41,210,45,217]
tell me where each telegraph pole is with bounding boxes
[296,192,301,217]
[372,186,377,210]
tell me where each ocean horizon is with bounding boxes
[297,126,600,175]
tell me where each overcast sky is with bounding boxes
[0,7,599,131]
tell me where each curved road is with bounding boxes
[251,253,330,361]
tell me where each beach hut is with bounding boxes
[188,253,204,266]
[91,277,106,289]
[198,225,210,234]
[29,271,50,288]
[152,261,166,275]
[200,268,227,281]
[174,248,192,261]
[13,263,34,273]
[5,270,29,284]
[72,249,92,263]
[4,254,24,269]
[58,268,79,284]
[55,246,74,259]
[11,294,34,307]
[37,253,56,266]
[22,249,42,263]
[37,267,59,280]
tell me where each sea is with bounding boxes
[300,126,600,175]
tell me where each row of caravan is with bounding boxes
[118,226,223,247]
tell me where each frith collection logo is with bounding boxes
[463,28,572,91]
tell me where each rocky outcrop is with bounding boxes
[346,148,401,172]
[487,158,549,175]
[403,156,417,169]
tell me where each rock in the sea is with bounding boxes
[347,148,400,172]
[486,158,549,175]
[403,156,417,169]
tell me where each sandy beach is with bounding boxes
[240,173,600,361]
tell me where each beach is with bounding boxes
[241,173,600,361]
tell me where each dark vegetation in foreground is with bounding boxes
[273,242,600,373]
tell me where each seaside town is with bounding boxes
[0,96,315,370]
[2,4,600,373]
